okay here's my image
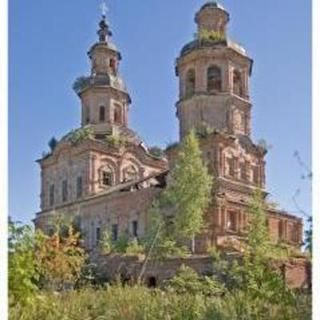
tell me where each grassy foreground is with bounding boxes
[10,285,311,320]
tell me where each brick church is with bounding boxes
[34,2,303,254]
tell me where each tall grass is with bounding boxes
[9,285,311,320]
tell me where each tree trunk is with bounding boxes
[191,234,195,254]
[137,222,162,284]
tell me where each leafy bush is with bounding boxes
[164,264,225,296]
[105,133,128,147]
[196,122,214,138]
[100,229,113,254]
[36,222,87,291]
[148,146,165,159]
[151,238,189,260]
[112,233,130,253]
[8,220,40,306]
[68,127,93,145]
[100,230,145,256]
[125,238,145,256]
[198,29,225,42]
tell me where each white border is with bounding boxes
[0,1,315,318]
[0,0,8,317]
[313,0,319,318]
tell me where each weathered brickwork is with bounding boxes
[90,253,311,290]
[36,185,161,250]
[169,2,303,252]
[34,2,308,286]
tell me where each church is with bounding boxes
[34,2,303,254]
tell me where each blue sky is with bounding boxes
[9,0,311,225]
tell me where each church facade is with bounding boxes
[34,2,303,253]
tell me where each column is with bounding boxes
[243,69,249,100]
[221,206,226,231]
[225,62,232,93]
[90,154,97,194]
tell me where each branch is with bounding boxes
[137,222,163,283]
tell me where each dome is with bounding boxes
[199,1,226,12]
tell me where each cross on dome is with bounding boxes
[100,1,108,17]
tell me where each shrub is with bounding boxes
[105,133,128,147]
[100,229,113,255]
[68,127,93,145]
[125,238,145,256]
[35,222,87,291]
[198,29,225,42]
[8,220,39,306]
[164,265,225,296]
[148,146,165,159]
[196,122,214,138]
[111,233,130,254]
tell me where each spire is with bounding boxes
[97,1,112,42]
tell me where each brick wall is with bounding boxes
[91,253,311,290]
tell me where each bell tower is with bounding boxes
[175,1,253,140]
[73,9,131,135]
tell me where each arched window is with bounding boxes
[185,69,195,97]
[101,166,114,187]
[227,210,237,232]
[278,220,284,240]
[233,70,243,97]
[49,184,55,207]
[233,109,245,133]
[147,276,157,288]
[62,179,68,202]
[86,106,90,124]
[123,165,138,182]
[99,106,105,122]
[226,157,235,177]
[252,166,259,185]
[114,104,122,124]
[76,176,83,198]
[110,58,116,73]
[207,65,222,92]
[240,162,247,181]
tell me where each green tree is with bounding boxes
[245,190,270,265]
[8,219,39,306]
[240,190,293,304]
[139,131,213,280]
[305,216,312,255]
[164,130,213,252]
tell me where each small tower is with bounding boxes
[73,11,131,135]
[175,1,253,140]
